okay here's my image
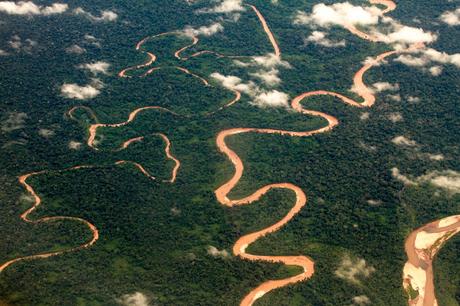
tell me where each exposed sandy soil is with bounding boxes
[403,216,460,306]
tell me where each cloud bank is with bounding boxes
[294,2,437,45]
[0,1,68,15]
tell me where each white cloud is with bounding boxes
[371,82,399,93]
[61,79,103,100]
[79,61,111,75]
[407,96,420,103]
[392,168,460,194]
[0,1,68,15]
[117,292,149,306]
[38,128,55,138]
[421,170,460,194]
[294,3,380,28]
[207,246,229,258]
[250,53,291,68]
[211,73,289,108]
[440,8,460,26]
[252,90,289,108]
[9,35,37,53]
[360,112,370,120]
[250,68,281,86]
[234,53,290,87]
[335,255,375,284]
[427,154,444,161]
[353,295,371,305]
[68,141,82,150]
[84,34,102,48]
[392,135,418,147]
[386,94,401,102]
[380,26,436,44]
[66,44,86,54]
[395,48,460,74]
[366,199,382,206]
[183,22,223,37]
[304,31,346,47]
[74,7,118,22]
[294,2,436,45]
[1,112,27,132]
[429,65,443,76]
[202,0,245,14]
[210,73,255,94]
[213,53,291,108]
[387,112,403,122]
[40,3,67,15]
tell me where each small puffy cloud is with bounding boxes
[387,112,403,123]
[386,94,401,102]
[66,44,86,54]
[371,82,399,93]
[392,167,416,186]
[429,66,443,76]
[38,128,55,138]
[335,255,375,284]
[0,1,68,15]
[210,72,255,94]
[61,79,103,100]
[427,154,444,161]
[1,112,27,132]
[366,199,382,206]
[68,141,82,150]
[253,90,289,108]
[251,53,291,68]
[392,135,418,147]
[250,68,281,86]
[207,246,229,258]
[84,34,102,48]
[440,8,460,26]
[304,31,346,47]
[407,96,420,103]
[79,61,111,75]
[360,112,370,120]
[353,295,371,305]
[202,0,245,14]
[183,22,223,37]
[9,35,37,53]
[74,7,118,22]
[381,26,436,44]
[117,292,150,306]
